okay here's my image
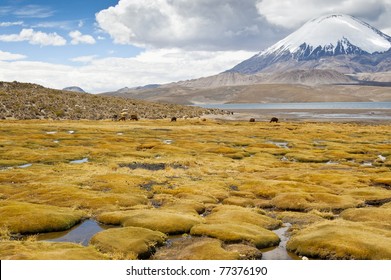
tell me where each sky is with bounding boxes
[0,0,391,93]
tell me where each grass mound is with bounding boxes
[275,211,328,226]
[190,223,280,249]
[98,209,202,234]
[287,220,391,259]
[0,241,107,260]
[271,192,361,211]
[90,226,167,259]
[341,208,391,229]
[153,237,240,260]
[0,201,85,234]
[205,205,282,230]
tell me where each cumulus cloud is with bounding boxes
[257,0,391,32]
[0,50,26,61]
[69,30,96,45]
[96,0,284,51]
[0,28,66,46]
[0,48,253,93]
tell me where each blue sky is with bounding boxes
[1,0,391,93]
[0,0,140,64]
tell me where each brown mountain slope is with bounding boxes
[0,81,224,120]
[104,83,391,105]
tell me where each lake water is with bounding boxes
[198,102,391,110]
[198,102,391,120]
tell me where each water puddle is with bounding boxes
[267,141,290,149]
[378,155,386,161]
[313,140,327,149]
[68,130,75,134]
[35,219,112,246]
[120,162,166,171]
[53,140,60,143]
[70,158,89,164]
[117,132,124,136]
[45,131,57,135]
[163,140,174,145]
[119,162,187,171]
[361,161,373,167]
[280,156,289,162]
[326,161,339,165]
[260,223,301,260]
[18,163,32,168]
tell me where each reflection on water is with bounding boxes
[70,157,89,164]
[267,141,289,149]
[260,223,301,260]
[36,219,109,246]
[18,163,32,168]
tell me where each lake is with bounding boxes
[197,102,391,110]
[198,102,391,120]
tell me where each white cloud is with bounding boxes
[96,0,282,51]
[70,55,98,63]
[0,21,24,27]
[13,5,54,19]
[0,50,26,61]
[0,49,253,93]
[0,28,66,46]
[32,20,76,30]
[257,0,391,31]
[69,30,96,45]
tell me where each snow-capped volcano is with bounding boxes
[229,14,391,74]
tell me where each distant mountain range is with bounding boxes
[103,14,391,105]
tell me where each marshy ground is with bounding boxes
[0,119,390,260]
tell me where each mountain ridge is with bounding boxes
[0,81,224,120]
[229,14,391,74]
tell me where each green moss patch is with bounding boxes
[0,201,85,234]
[90,226,166,259]
[287,220,391,259]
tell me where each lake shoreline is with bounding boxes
[206,108,391,123]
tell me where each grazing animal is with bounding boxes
[112,114,118,121]
[270,117,279,123]
[249,118,255,122]
[119,111,128,121]
[130,114,139,121]
[171,117,177,122]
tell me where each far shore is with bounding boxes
[206,108,391,123]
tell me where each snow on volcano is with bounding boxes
[264,14,391,56]
[229,14,391,74]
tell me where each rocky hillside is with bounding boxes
[0,81,225,120]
